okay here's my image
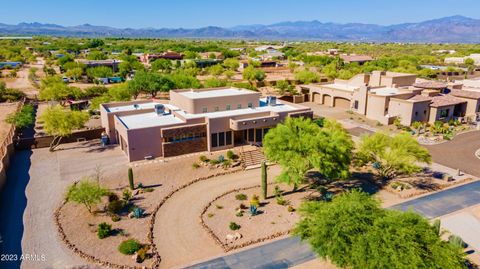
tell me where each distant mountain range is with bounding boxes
[1,15,480,43]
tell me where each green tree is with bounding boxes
[203,77,227,88]
[275,80,289,95]
[263,117,353,190]
[40,105,89,151]
[223,58,239,70]
[242,66,265,82]
[356,132,431,179]
[65,67,83,81]
[86,66,113,79]
[128,71,174,98]
[5,104,35,129]
[207,64,225,76]
[151,59,172,72]
[294,69,320,84]
[66,178,108,214]
[39,76,83,105]
[294,190,466,269]
[87,51,108,60]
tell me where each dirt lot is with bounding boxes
[0,102,20,144]
[202,184,315,250]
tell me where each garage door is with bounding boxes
[312,93,322,104]
[334,97,350,109]
[322,95,331,105]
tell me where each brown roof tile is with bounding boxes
[450,89,480,99]
[430,94,466,107]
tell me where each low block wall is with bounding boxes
[15,128,105,150]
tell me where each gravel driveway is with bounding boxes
[153,166,282,269]
[0,142,126,269]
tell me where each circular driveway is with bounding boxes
[153,166,281,269]
[424,130,480,177]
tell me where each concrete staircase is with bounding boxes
[240,146,266,169]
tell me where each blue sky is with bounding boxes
[1,0,479,28]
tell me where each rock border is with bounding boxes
[199,184,292,252]
[475,148,480,160]
[55,168,244,269]
[384,177,474,199]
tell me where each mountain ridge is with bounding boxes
[0,15,479,42]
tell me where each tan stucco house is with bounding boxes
[302,71,480,126]
[101,87,313,162]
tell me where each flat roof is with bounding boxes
[176,99,301,119]
[322,83,358,92]
[106,102,162,113]
[371,87,402,96]
[118,112,184,129]
[177,88,257,99]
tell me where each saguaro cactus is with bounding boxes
[261,161,267,199]
[128,167,134,190]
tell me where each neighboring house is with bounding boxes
[445,54,480,65]
[199,52,224,60]
[254,45,283,52]
[100,87,313,161]
[0,61,22,69]
[301,71,479,126]
[259,50,286,61]
[140,51,184,63]
[239,60,278,70]
[339,54,373,65]
[76,59,121,72]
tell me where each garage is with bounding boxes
[322,95,331,106]
[333,97,351,109]
[312,93,322,104]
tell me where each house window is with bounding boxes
[248,102,253,108]
[219,132,225,147]
[226,131,232,145]
[354,100,359,109]
[226,105,231,110]
[440,109,449,118]
[211,133,218,147]
[237,104,242,109]
[248,128,254,142]
[214,106,219,111]
[202,107,208,113]
[255,129,263,142]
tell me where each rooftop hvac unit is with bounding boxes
[154,104,165,115]
[267,96,277,106]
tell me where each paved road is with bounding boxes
[390,180,480,219]
[184,237,316,269]
[425,131,480,177]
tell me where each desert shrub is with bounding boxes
[192,163,200,169]
[276,195,288,206]
[215,204,223,209]
[133,207,144,218]
[207,213,215,218]
[107,200,125,215]
[250,194,260,207]
[235,193,247,201]
[84,86,108,98]
[448,235,466,248]
[111,215,121,222]
[108,193,119,202]
[229,222,241,230]
[143,187,154,193]
[136,246,149,263]
[287,205,295,212]
[209,159,220,165]
[236,211,244,217]
[118,239,141,255]
[122,188,132,202]
[199,155,209,162]
[97,222,112,239]
[226,150,237,160]
[218,155,225,162]
[239,203,248,210]
[222,159,232,168]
